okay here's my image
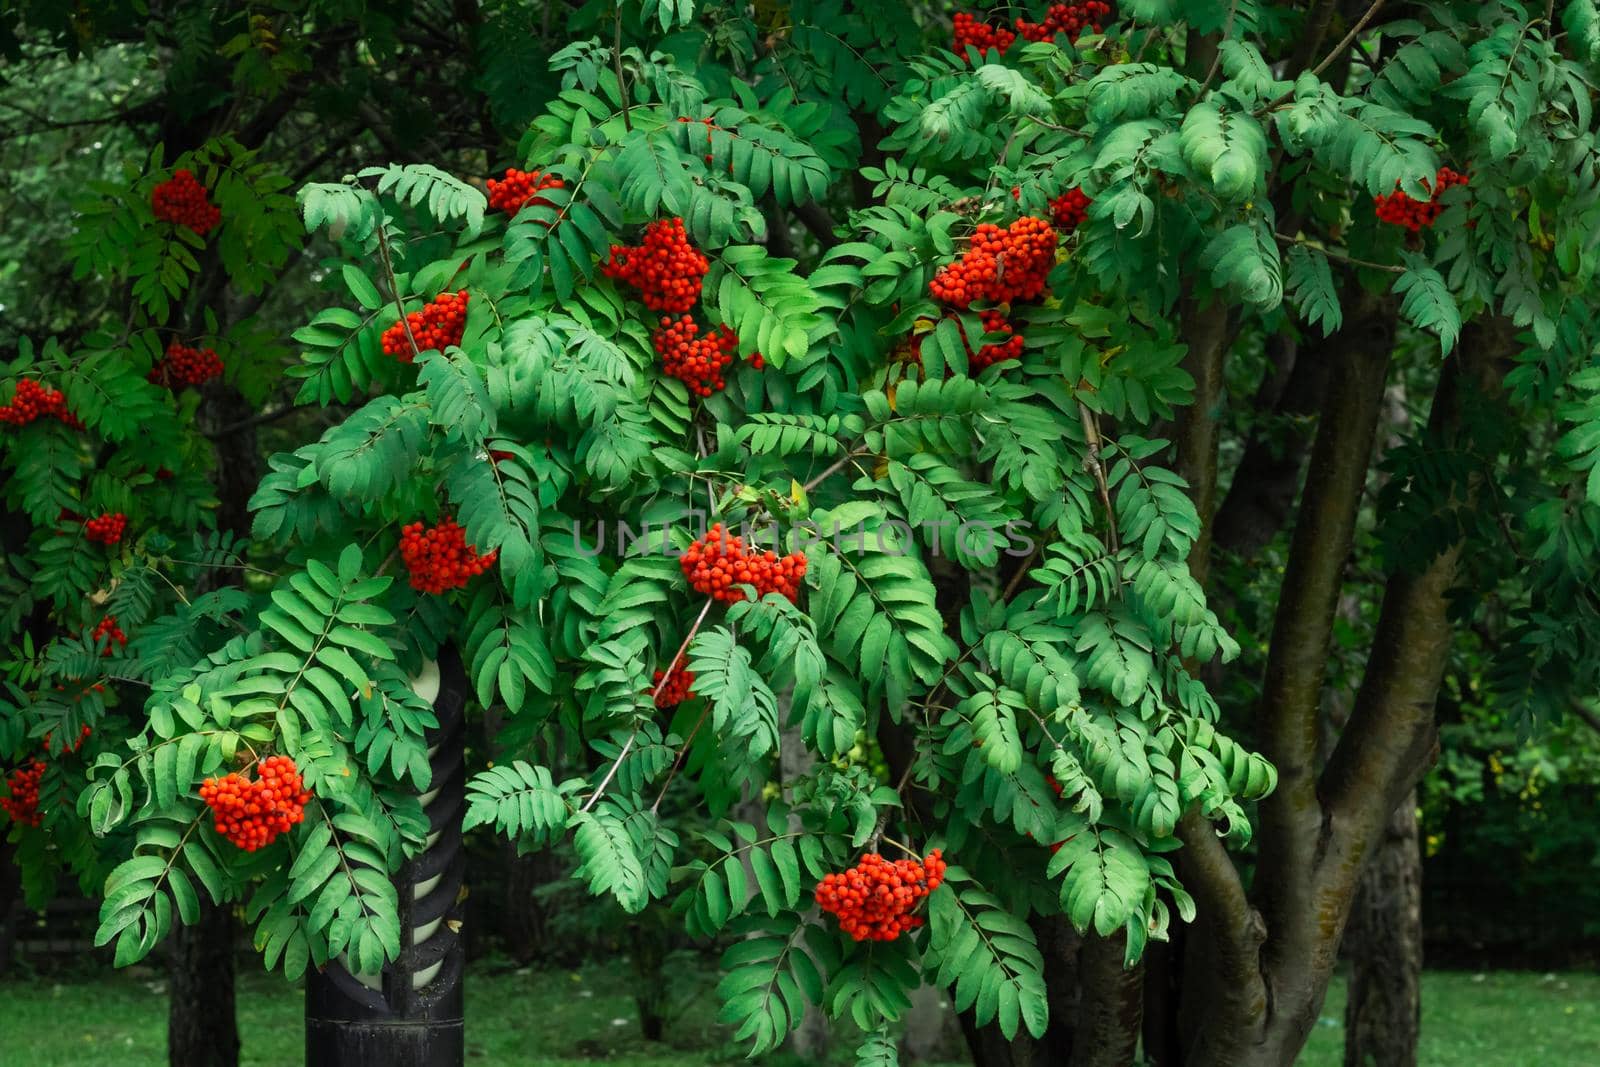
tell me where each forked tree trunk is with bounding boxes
[1342,792,1422,1067]
[169,899,241,1067]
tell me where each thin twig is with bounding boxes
[1311,0,1389,77]
[374,223,422,361]
[1260,0,1390,112]
[1569,701,1600,738]
[1077,401,1121,553]
[792,202,841,250]
[801,452,859,493]
[1196,0,1240,96]
[1272,231,1405,274]
[650,700,712,814]
[614,3,631,132]
[204,403,316,438]
[998,544,1042,604]
[879,835,921,859]
[594,596,712,814]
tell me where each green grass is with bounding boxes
[3,966,1598,1065]
[1299,970,1600,1067]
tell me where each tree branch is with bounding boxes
[791,201,841,250]
[1211,334,1329,562]
[1174,294,1232,588]
[1175,809,1268,1011]
[204,403,319,439]
[1253,289,1395,983]
[1310,0,1389,78]
[1319,316,1511,845]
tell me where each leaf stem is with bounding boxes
[590,596,714,815]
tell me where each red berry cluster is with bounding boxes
[1016,1,1114,42]
[91,615,127,656]
[680,523,807,604]
[400,517,497,594]
[651,654,696,709]
[815,850,947,941]
[151,169,221,235]
[2,725,93,826]
[1050,188,1093,233]
[84,513,127,545]
[652,315,743,397]
[952,12,1016,58]
[602,218,709,313]
[912,308,1026,372]
[0,379,82,429]
[929,216,1058,309]
[967,309,1025,370]
[486,168,565,216]
[381,291,470,362]
[1374,167,1470,232]
[148,341,224,389]
[44,725,93,756]
[1,761,45,826]
[199,755,311,852]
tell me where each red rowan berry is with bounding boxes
[84,513,127,545]
[929,217,1058,309]
[952,13,1016,59]
[486,167,565,216]
[1049,187,1092,233]
[679,523,807,604]
[381,291,470,362]
[151,169,222,235]
[652,315,741,397]
[0,379,82,429]
[200,755,312,851]
[1015,1,1114,43]
[815,849,946,941]
[650,653,696,709]
[148,342,224,389]
[1,760,45,826]
[1374,167,1469,232]
[911,309,1024,372]
[602,219,709,313]
[41,725,92,756]
[399,517,497,594]
[91,615,127,656]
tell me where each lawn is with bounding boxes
[3,965,1597,1065]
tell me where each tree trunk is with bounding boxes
[165,382,257,1067]
[1069,931,1143,1067]
[1036,916,1083,1063]
[1141,935,1184,1066]
[168,899,241,1067]
[1179,317,1511,1067]
[0,841,19,974]
[1342,792,1422,1067]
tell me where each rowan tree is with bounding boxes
[2,3,1599,1067]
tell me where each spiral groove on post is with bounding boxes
[305,648,468,1067]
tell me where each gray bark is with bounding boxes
[1342,792,1423,1067]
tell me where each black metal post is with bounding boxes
[306,648,468,1067]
